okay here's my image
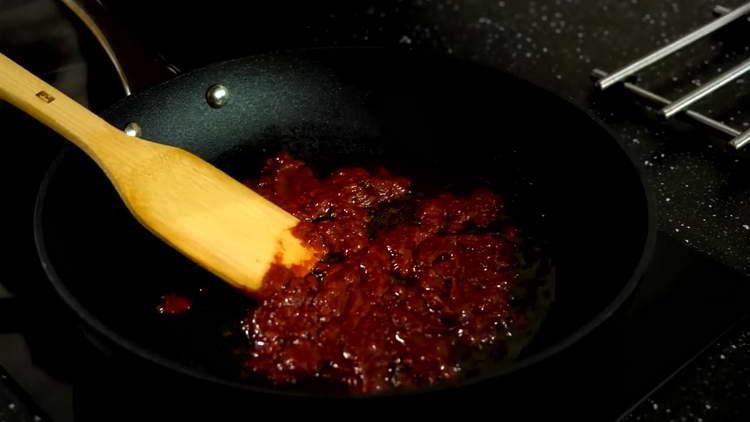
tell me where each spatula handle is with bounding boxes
[0,53,123,163]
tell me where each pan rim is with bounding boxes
[33,48,657,399]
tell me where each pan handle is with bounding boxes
[58,0,179,96]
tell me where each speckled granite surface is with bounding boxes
[622,317,750,421]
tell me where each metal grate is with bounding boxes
[593,3,750,150]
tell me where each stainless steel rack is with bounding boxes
[593,3,750,150]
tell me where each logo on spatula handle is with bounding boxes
[35,91,55,103]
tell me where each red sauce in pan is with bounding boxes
[156,293,193,315]
[239,152,527,393]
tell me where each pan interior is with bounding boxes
[36,50,651,394]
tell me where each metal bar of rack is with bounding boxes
[661,58,750,118]
[734,128,750,149]
[596,3,750,90]
[593,3,749,150]
[591,69,742,138]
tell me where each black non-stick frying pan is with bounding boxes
[34,48,656,403]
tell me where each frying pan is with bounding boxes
[33,47,656,404]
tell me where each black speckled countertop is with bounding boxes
[622,316,750,421]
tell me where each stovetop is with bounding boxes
[1,0,748,421]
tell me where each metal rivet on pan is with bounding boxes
[206,84,229,108]
[123,122,142,137]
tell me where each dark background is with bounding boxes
[0,1,748,421]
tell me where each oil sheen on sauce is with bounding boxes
[230,151,553,393]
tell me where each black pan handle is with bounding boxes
[59,0,179,96]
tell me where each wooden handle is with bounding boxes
[0,53,125,166]
[0,52,319,292]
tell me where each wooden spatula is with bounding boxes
[0,53,319,293]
